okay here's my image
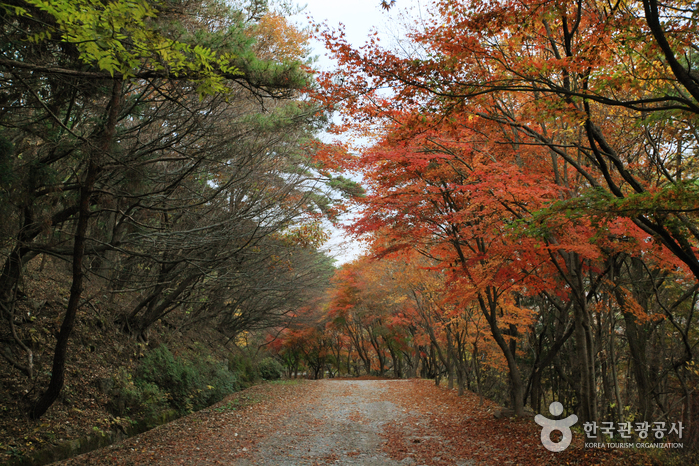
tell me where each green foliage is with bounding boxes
[531,182,699,224]
[19,0,241,95]
[228,353,259,384]
[7,0,312,98]
[107,368,168,418]
[270,378,302,385]
[108,346,238,418]
[135,346,238,414]
[227,354,286,382]
[134,346,194,413]
[327,175,365,199]
[192,353,240,407]
[257,357,283,380]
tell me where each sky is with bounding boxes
[292,0,390,70]
[292,0,428,70]
[287,0,427,265]
[289,1,390,265]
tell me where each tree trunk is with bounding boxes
[572,299,597,424]
[473,342,484,406]
[477,290,525,416]
[446,330,454,390]
[31,158,100,419]
[561,252,597,425]
[30,80,121,419]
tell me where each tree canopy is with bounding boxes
[0,0,343,418]
[266,0,699,450]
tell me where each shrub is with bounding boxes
[191,354,239,407]
[258,357,283,380]
[107,368,168,418]
[133,345,239,414]
[135,346,198,413]
[228,353,259,384]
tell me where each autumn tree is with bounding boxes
[318,0,699,280]
[313,0,699,428]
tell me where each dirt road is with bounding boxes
[234,379,440,465]
[59,379,475,465]
[57,378,635,466]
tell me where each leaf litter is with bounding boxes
[55,379,657,466]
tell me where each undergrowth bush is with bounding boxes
[192,353,239,406]
[258,357,283,380]
[109,346,238,418]
[228,353,259,384]
[107,368,168,418]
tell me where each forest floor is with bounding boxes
[0,258,235,465]
[53,378,679,466]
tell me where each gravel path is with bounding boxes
[236,380,415,465]
[56,378,636,466]
[58,379,452,466]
